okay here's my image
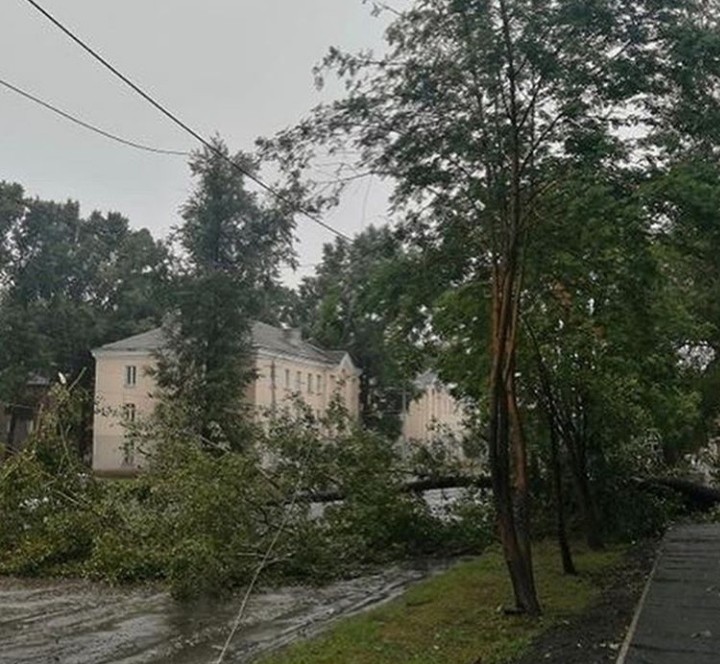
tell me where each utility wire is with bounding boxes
[0,76,189,156]
[22,0,352,241]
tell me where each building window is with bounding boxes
[307,373,313,393]
[317,374,323,394]
[123,403,137,423]
[125,365,137,387]
[296,371,302,391]
[285,368,290,389]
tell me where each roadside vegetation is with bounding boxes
[0,380,679,602]
[258,541,625,664]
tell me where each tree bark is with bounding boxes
[488,263,541,615]
[548,420,576,574]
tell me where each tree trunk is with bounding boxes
[488,264,541,615]
[507,369,539,595]
[548,421,576,574]
[564,437,604,550]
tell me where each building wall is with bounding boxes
[253,352,360,420]
[401,383,467,444]
[93,352,157,474]
[93,350,360,474]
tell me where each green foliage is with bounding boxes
[0,385,492,598]
[261,403,480,578]
[593,435,684,540]
[154,138,295,451]
[597,479,682,541]
[0,384,104,576]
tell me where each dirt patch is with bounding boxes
[509,540,658,664]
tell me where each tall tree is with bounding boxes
[0,182,169,453]
[521,159,701,549]
[264,0,720,613]
[154,139,295,451]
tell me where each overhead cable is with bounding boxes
[22,0,352,241]
[0,76,189,156]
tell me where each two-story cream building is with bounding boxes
[92,322,360,475]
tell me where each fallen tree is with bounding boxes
[299,475,493,504]
[633,477,720,512]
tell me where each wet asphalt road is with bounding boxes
[0,560,452,664]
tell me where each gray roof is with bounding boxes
[97,328,164,353]
[94,322,352,367]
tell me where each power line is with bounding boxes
[22,0,352,242]
[0,76,190,156]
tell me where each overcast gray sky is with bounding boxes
[1,1,396,285]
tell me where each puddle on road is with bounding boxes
[0,559,457,664]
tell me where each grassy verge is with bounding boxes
[258,540,624,664]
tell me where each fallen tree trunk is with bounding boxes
[299,474,720,513]
[634,477,720,511]
[299,474,493,504]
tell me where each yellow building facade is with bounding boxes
[92,322,360,475]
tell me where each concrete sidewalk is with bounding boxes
[619,523,720,663]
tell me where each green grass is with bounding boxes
[258,541,624,664]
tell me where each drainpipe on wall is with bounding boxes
[270,360,277,414]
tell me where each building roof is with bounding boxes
[93,321,354,368]
[414,370,440,389]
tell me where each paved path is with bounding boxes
[620,523,720,663]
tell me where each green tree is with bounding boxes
[0,182,169,453]
[522,160,701,549]
[154,139,295,451]
[645,160,720,446]
[264,0,720,613]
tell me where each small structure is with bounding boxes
[1,374,51,452]
[91,322,360,475]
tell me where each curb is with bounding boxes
[615,541,663,664]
